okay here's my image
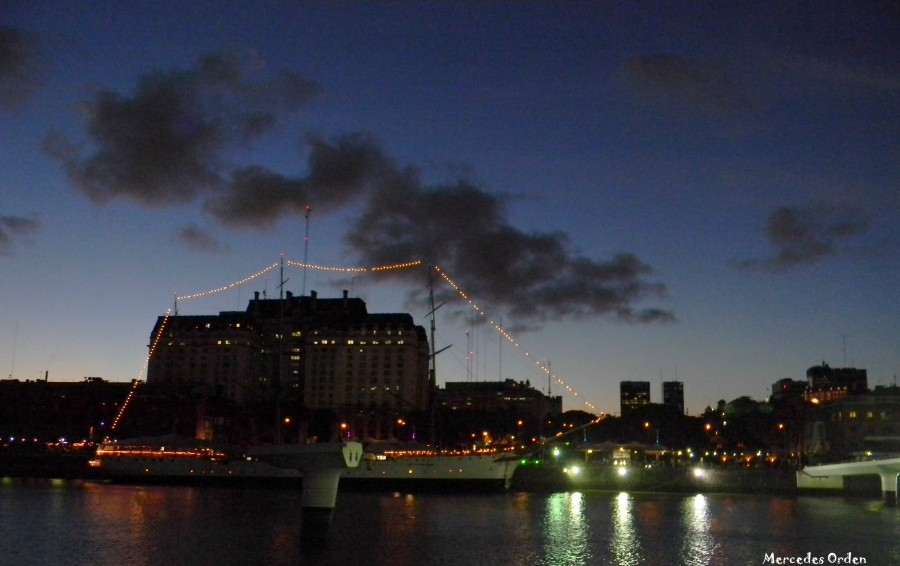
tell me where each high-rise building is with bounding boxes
[662,381,684,414]
[806,363,868,394]
[620,381,651,414]
[147,290,431,415]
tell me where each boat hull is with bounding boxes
[95,444,514,490]
[341,453,514,490]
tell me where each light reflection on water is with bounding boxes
[680,494,719,565]
[611,492,641,565]
[2,480,900,565]
[543,492,591,565]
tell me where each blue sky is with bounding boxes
[1,1,897,415]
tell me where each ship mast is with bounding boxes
[426,266,451,445]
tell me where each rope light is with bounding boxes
[370,260,422,271]
[176,263,279,301]
[110,308,172,433]
[286,260,367,273]
[174,258,424,304]
[434,265,597,412]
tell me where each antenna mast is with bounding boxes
[301,204,311,296]
[9,321,17,379]
[278,253,289,300]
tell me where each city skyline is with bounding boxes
[2,2,897,415]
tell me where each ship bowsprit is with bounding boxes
[249,441,364,536]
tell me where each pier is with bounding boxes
[799,457,900,505]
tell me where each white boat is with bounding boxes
[92,435,302,484]
[93,435,516,489]
[341,445,516,489]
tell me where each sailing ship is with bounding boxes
[93,268,518,489]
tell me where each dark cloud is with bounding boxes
[205,134,388,228]
[178,224,228,254]
[340,146,674,324]
[623,53,747,115]
[0,26,41,111]
[737,204,869,271]
[51,52,672,326]
[0,215,40,256]
[206,132,673,324]
[46,51,318,207]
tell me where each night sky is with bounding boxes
[2,2,898,415]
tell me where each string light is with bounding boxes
[434,265,597,412]
[173,259,423,303]
[370,260,422,271]
[110,379,141,432]
[110,308,173,433]
[286,261,367,273]
[285,259,422,273]
[176,263,280,301]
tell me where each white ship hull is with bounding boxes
[94,439,515,489]
[342,452,514,488]
[93,439,302,484]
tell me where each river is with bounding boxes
[1,478,897,565]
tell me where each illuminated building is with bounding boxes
[147,290,431,415]
[620,381,650,415]
[801,363,868,405]
[812,386,900,456]
[437,379,562,419]
[806,363,868,394]
[662,381,684,414]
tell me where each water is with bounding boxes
[2,478,899,565]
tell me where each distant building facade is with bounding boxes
[437,379,562,420]
[803,363,868,404]
[0,377,132,441]
[147,291,431,415]
[810,386,900,457]
[620,381,651,415]
[771,378,808,401]
[662,381,684,414]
